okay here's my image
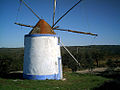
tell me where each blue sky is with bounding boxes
[0,0,120,48]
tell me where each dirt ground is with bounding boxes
[77,68,107,74]
[9,67,107,74]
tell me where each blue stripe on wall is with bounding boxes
[25,34,58,37]
[23,73,60,80]
[57,57,61,79]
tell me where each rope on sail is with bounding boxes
[15,0,22,22]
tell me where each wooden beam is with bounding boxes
[14,22,34,28]
[55,28,98,36]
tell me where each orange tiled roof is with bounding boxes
[29,19,56,34]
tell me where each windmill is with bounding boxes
[15,0,98,80]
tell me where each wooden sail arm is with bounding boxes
[14,22,60,29]
[52,0,82,28]
[14,23,98,36]
[52,0,56,26]
[20,0,41,20]
[55,28,98,36]
[14,22,34,28]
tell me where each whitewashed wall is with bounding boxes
[23,35,62,80]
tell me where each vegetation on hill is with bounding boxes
[0,45,120,74]
[62,45,120,71]
[0,48,24,74]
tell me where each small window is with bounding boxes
[58,37,60,45]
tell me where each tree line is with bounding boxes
[61,45,120,71]
[0,45,120,74]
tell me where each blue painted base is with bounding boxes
[23,73,61,80]
[23,57,62,80]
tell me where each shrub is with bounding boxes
[106,59,120,70]
[0,55,12,74]
[0,52,24,75]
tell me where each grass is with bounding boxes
[0,72,111,90]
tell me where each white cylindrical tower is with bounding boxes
[23,34,63,80]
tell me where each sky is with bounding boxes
[0,0,120,48]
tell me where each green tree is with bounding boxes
[91,50,104,67]
[114,59,120,67]
[62,53,79,72]
[106,59,115,69]
[83,52,95,71]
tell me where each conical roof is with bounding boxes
[29,19,56,34]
